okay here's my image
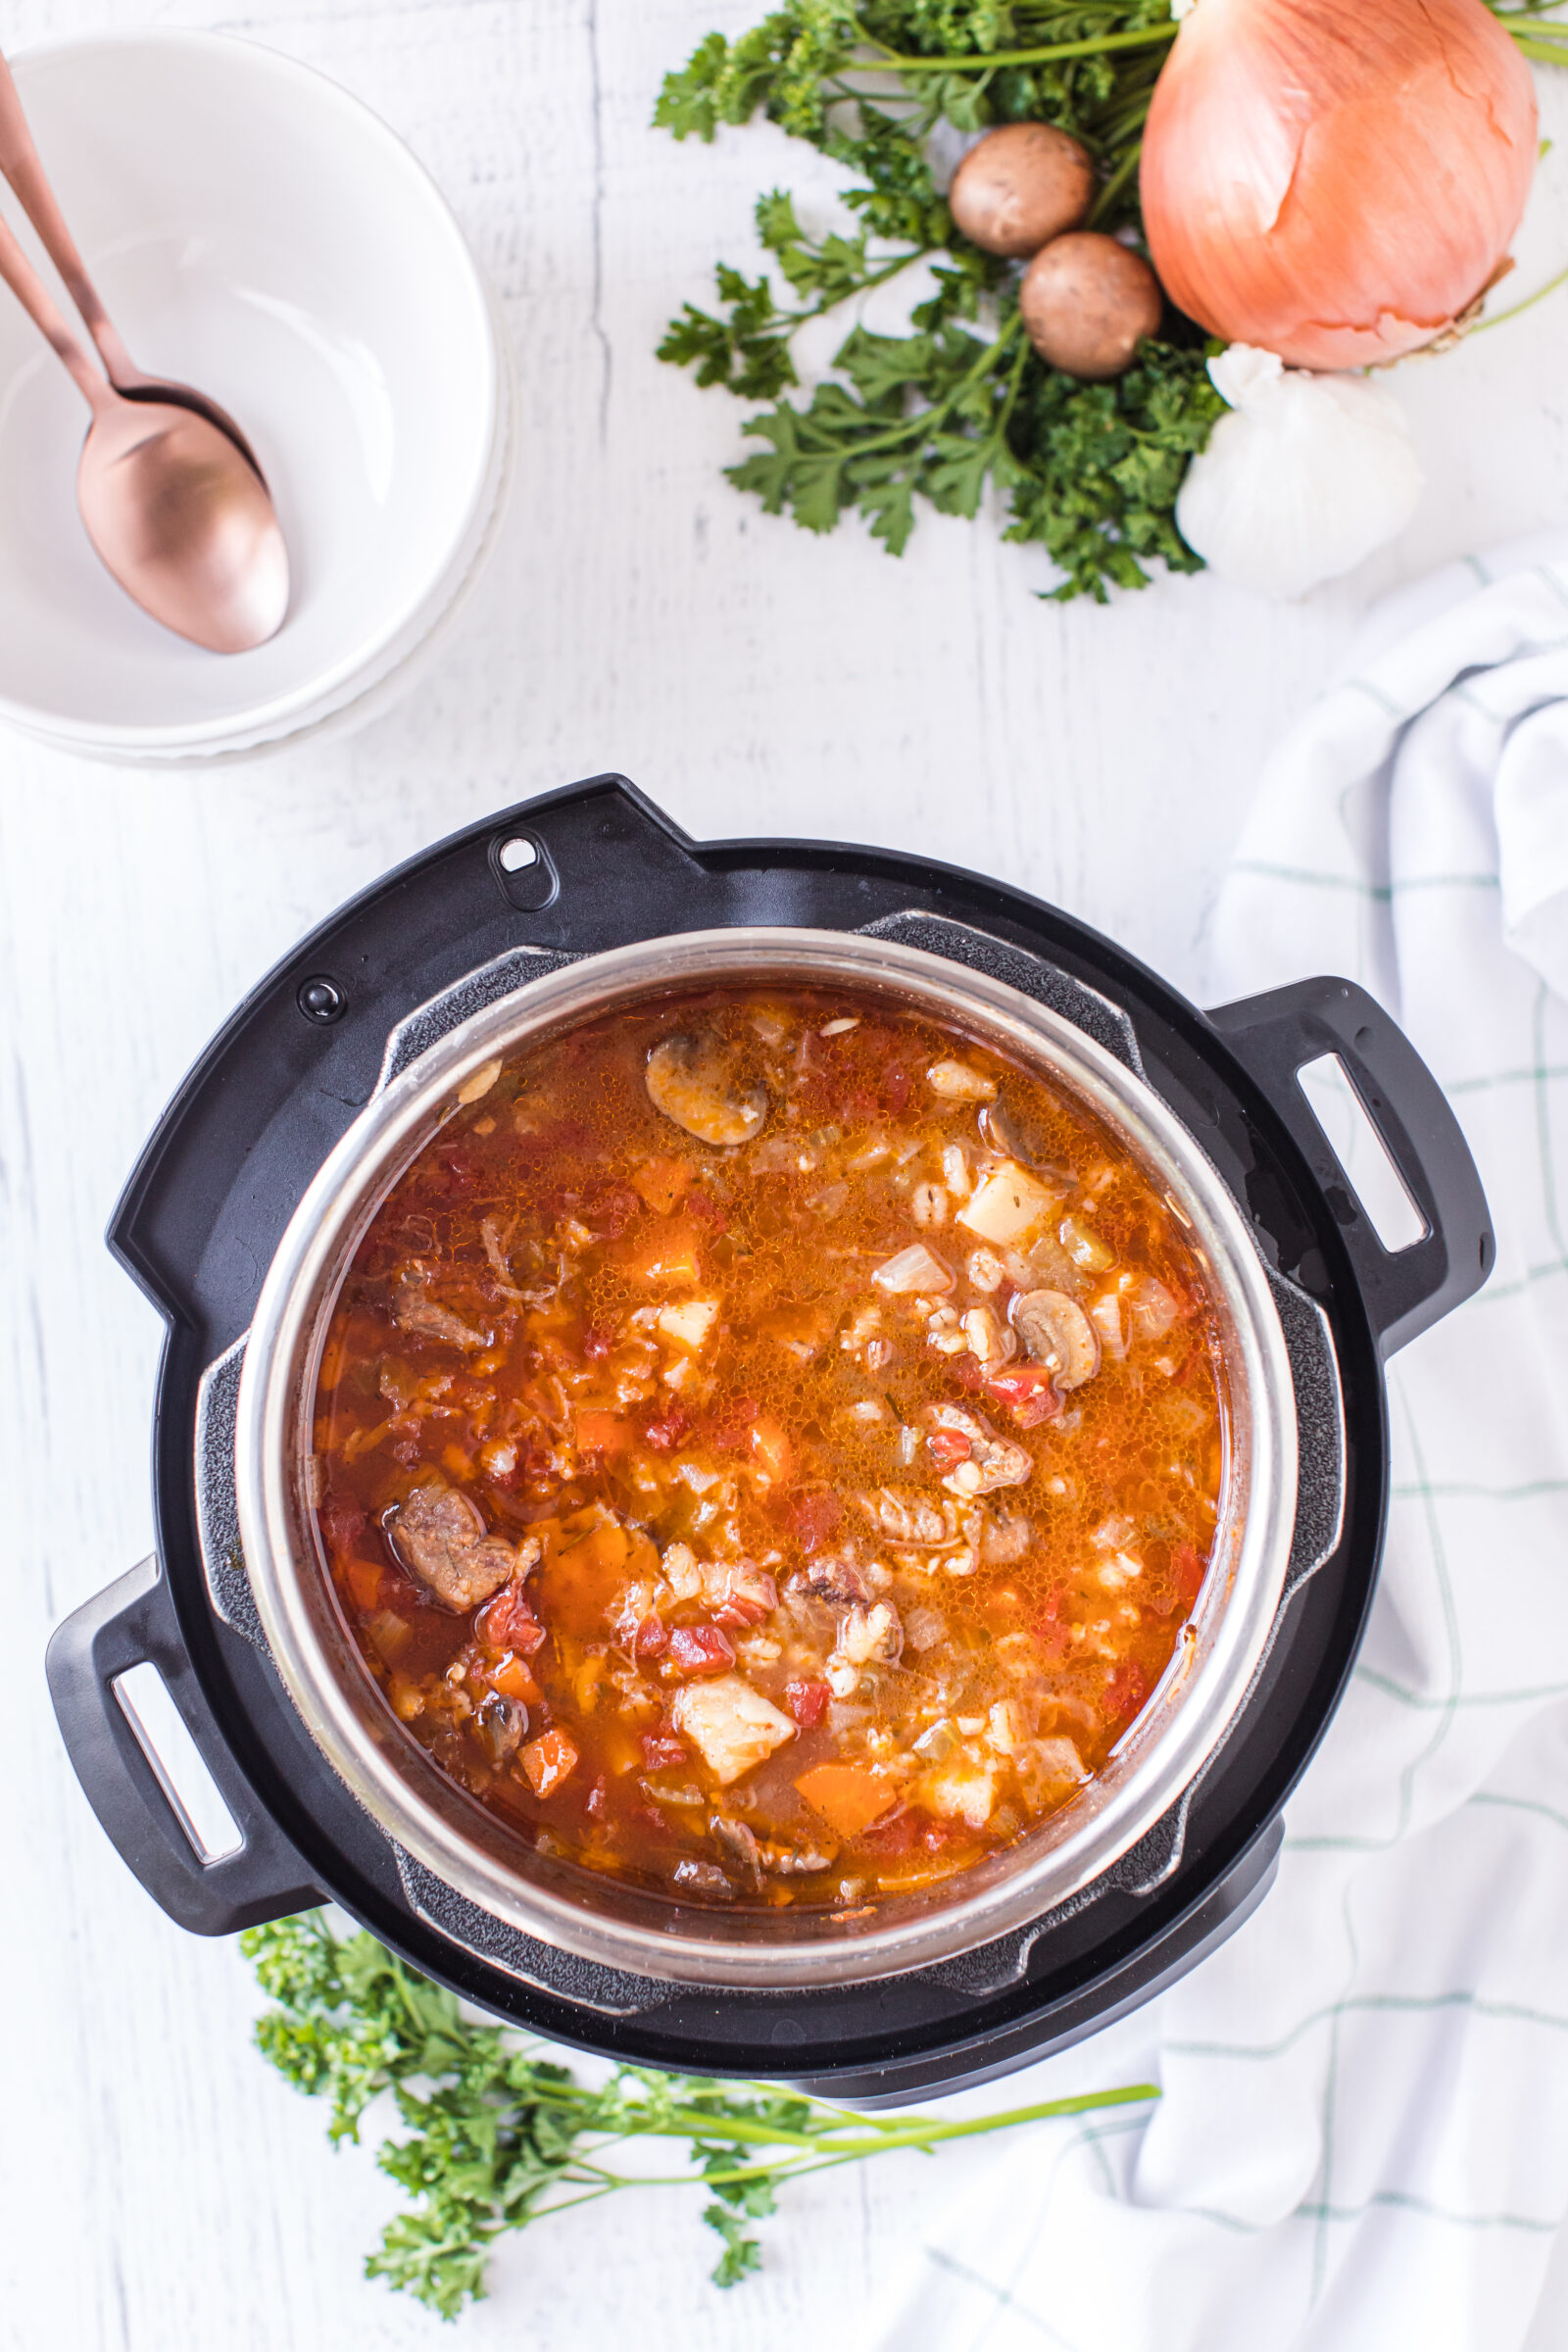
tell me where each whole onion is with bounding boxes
[1141,0,1539,370]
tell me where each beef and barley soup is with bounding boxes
[312,985,1226,1912]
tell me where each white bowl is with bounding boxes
[0,31,501,758]
[39,279,518,767]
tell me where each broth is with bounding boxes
[311,984,1225,1912]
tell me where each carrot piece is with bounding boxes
[632,1155,692,1215]
[520,1726,579,1797]
[575,1409,631,1456]
[749,1411,793,1485]
[342,1556,385,1614]
[619,1221,702,1286]
[796,1762,898,1839]
[488,1653,542,1705]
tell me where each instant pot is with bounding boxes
[47,776,1492,2100]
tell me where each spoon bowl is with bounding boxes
[79,396,288,652]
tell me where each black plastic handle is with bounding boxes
[1208,977,1494,1357]
[46,1555,320,1935]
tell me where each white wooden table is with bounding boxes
[5,4,1568,2345]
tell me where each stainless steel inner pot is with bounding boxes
[234,928,1298,1989]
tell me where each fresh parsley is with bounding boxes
[245,1911,1158,2321]
[655,1,1223,600]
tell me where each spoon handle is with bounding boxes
[0,48,138,387]
[0,195,109,412]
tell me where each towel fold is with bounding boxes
[872,535,1568,2352]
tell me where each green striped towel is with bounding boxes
[873,534,1568,2352]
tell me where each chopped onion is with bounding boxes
[871,1242,955,1295]
[1142,0,1538,369]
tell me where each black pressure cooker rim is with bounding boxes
[46,776,1493,2100]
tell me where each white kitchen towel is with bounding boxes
[872,535,1568,2352]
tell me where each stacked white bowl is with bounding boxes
[0,31,513,764]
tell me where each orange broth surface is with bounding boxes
[312,984,1226,1911]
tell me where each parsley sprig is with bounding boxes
[245,1911,1158,2321]
[655,1,1223,600]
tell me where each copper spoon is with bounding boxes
[0,46,266,475]
[0,209,287,651]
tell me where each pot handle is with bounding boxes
[1207,977,1494,1358]
[46,1554,321,1936]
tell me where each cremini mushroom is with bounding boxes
[645,1032,767,1147]
[1012,1288,1101,1389]
[948,122,1095,259]
[1018,232,1163,380]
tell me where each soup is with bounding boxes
[311,984,1225,1912]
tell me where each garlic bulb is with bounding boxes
[1175,346,1423,600]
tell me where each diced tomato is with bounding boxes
[666,1624,736,1677]
[631,1155,692,1216]
[707,1396,760,1450]
[642,1729,688,1770]
[985,1365,1062,1429]
[798,1762,899,1839]
[928,1429,972,1471]
[520,1726,579,1797]
[951,1352,985,1393]
[320,1497,366,1556]
[786,1679,831,1729]
[634,1611,669,1660]
[709,1566,777,1627]
[1033,1588,1070,1661]
[685,1188,727,1230]
[644,1405,689,1453]
[790,1491,841,1553]
[476,1580,546,1655]
[1104,1660,1151,1723]
[575,1408,631,1456]
[1172,1542,1207,1609]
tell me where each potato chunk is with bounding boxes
[957,1163,1060,1247]
[657,1297,720,1350]
[920,1759,999,1828]
[670,1674,796,1786]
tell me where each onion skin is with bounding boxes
[1141,0,1538,370]
[949,123,1094,259]
[1018,234,1163,380]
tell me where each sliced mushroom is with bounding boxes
[671,1858,735,1898]
[1012,1289,1101,1389]
[645,1033,766,1147]
[386,1484,518,1613]
[710,1813,765,1886]
[474,1690,528,1764]
[761,1839,836,1876]
[978,1097,1069,1180]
